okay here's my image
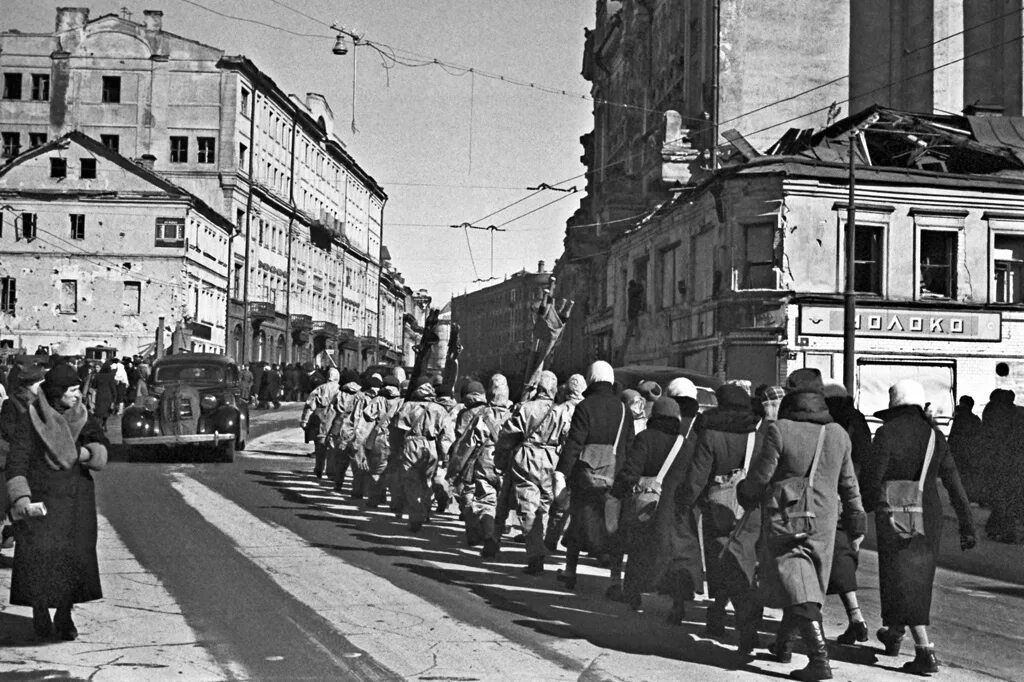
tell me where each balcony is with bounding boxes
[290,314,313,330]
[248,301,276,322]
[311,320,339,340]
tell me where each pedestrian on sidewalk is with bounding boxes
[738,368,864,681]
[675,383,764,653]
[947,395,982,502]
[5,363,109,641]
[492,370,572,574]
[91,364,116,431]
[861,379,977,675]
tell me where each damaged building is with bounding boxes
[597,104,1024,422]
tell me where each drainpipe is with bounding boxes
[285,112,297,364]
[710,0,721,169]
[241,83,257,363]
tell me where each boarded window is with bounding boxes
[659,246,678,308]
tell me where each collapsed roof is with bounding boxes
[763,105,1024,177]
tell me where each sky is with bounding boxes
[2,1,595,304]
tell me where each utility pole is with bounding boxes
[842,112,878,393]
[843,130,857,393]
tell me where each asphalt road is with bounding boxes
[1,404,1022,680]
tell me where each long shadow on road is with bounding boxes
[246,466,894,679]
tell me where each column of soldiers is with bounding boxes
[299,362,978,681]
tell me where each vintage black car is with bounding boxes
[121,353,249,462]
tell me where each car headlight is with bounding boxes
[143,396,159,412]
[200,395,219,412]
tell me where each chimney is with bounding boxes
[537,260,546,272]
[143,10,163,32]
[56,7,90,32]
[136,154,156,171]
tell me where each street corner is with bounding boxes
[242,428,312,459]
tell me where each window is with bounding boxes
[741,223,776,289]
[122,281,141,315]
[238,143,247,172]
[197,137,215,163]
[993,234,1024,303]
[919,230,956,298]
[101,76,121,103]
[59,279,77,314]
[240,87,250,115]
[31,74,49,101]
[50,157,67,178]
[80,157,96,179]
[2,73,22,99]
[154,217,185,247]
[29,132,47,148]
[0,277,15,314]
[170,136,188,163]
[100,135,119,153]
[849,224,884,295]
[1,132,19,158]
[70,214,85,240]
[20,213,36,240]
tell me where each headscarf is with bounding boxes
[536,370,558,400]
[584,360,614,385]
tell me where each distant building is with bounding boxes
[0,132,233,355]
[0,7,397,368]
[451,263,553,384]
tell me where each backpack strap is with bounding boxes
[612,404,626,451]
[807,425,827,486]
[523,400,558,444]
[655,436,685,484]
[741,421,761,473]
[654,414,698,484]
[918,430,936,492]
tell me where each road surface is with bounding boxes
[0,404,1020,680]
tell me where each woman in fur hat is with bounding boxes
[5,363,108,641]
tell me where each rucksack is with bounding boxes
[878,430,936,542]
[575,404,626,491]
[620,419,694,527]
[764,425,826,554]
[705,426,759,531]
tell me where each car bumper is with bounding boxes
[122,433,232,446]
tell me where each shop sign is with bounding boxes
[799,305,1001,341]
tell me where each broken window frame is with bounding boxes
[843,221,886,296]
[59,279,77,314]
[918,228,957,300]
[0,276,15,314]
[992,231,1024,304]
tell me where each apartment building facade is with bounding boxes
[0,133,233,355]
[0,8,390,368]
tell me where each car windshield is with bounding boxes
[153,364,226,383]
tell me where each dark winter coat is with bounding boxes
[6,394,108,607]
[92,370,116,420]
[677,407,764,596]
[739,390,864,609]
[259,368,282,402]
[861,404,974,626]
[947,405,982,499]
[558,382,634,555]
[609,414,682,593]
[824,395,872,594]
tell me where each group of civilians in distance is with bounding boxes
[0,363,107,641]
[303,359,977,681]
